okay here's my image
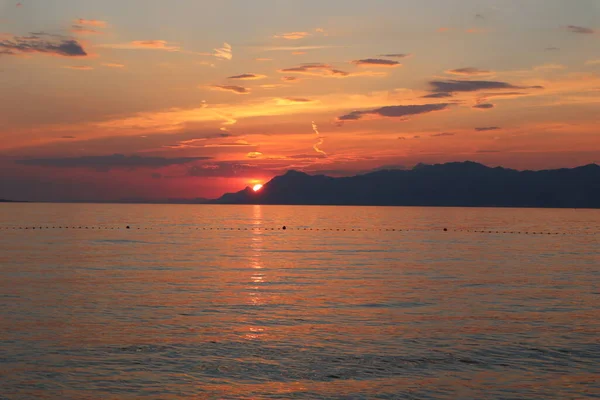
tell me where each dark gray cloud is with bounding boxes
[0,33,87,57]
[16,154,212,170]
[429,79,542,93]
[278,63,349,77]
[60,135,76,139]
[210,85,250,94]
[473,103,495,109]
[282,97,313,103]
[446,67,492,76]
[566,25,595,34]
[431,132,456,137]
[475,127,501,132]
[226,73,266,80]
[545,46,560,51]
[422,92,453,99]
[379,53,411,58]
[351,58,400,67]
[338,103,449,122]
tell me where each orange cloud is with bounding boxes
[102,63,125,68]
[437,27,451,32]
[131,40,179,50]
[63,65,93,70]
[281,76,299,82]
[465,28,487,34]
[274,32,310,40]
[213,42,232,60]
[71,25,103,35]
[209,85,251,94]
[292,51,306,55]
[75,19,107,27]
[101,40,180,51]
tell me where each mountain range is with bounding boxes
[213,161,600,208]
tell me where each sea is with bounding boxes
[0,204,598,399]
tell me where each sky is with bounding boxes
[1,0,599,201]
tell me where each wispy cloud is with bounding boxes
[70,25,103,35]
[475,126,501,131]
[338,103,449,122]
[63,65,93,70]
[566,25,595,34]
[75,19,107,27]
[431,132,455,137]
[275,97,315,105]
[213,42,232,60]
[102,63,125,68]
[281,76,299,82]
[446,67,493,76]
[278,63,385,78]
[261,45,337,52]
[16,154,212,170]
[379,53,411,58]
[0,33,87,57]
[209,85,251,94]
[227,73,266,80]
[279,63,349,77]
[101,40,180,51]
[534,64,566,71]
[274,31,310,40]
[351,58,401,67]
[586,59,600,65]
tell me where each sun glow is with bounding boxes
[253,184,263,192]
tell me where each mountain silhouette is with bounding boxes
[213,161,600,208]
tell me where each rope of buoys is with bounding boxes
[0,225,596,235]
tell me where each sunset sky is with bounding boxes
[1,0,599,201]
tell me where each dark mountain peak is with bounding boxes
[213,161,600,208]
[283,169,309,177]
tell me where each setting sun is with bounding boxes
[252,184,263,192]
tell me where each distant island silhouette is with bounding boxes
[213,161,600,208]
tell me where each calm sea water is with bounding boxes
[0,204,598,399]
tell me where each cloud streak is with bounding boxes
[379,53,411,58]
[566,25,595,34]
[75,19,107,27]
[210,85,251,94]
[338,103,449,122]
[352,58,401,67]
[16,154,212,170]
[274,32,310,40]
[446,67,493,76]
[475,126,501,131]
[227,73,266,80]
[429,79,542,94]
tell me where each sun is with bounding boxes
[252,184,263,192]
